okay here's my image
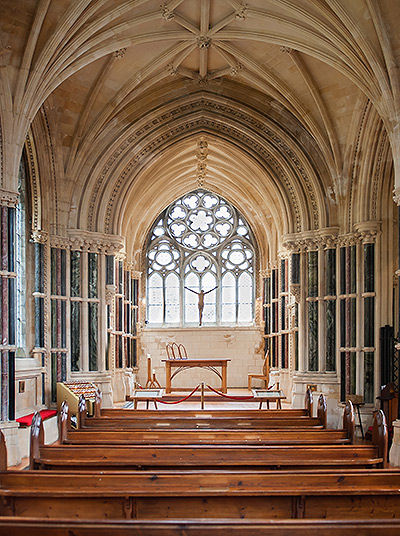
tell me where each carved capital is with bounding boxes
[68,229,125,254]
[105,285,117,305]
[290,284,301,303]
[31,229,48,244]
[0,188,19,207]
[50,235,70,249]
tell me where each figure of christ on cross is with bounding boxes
[184,286,218,326]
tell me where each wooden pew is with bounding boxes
[28,403,386,470]
[82,392,326,430]
[1,468,399,520]
[95,388,315,418]
[1,517,400,535]
[33,444,385,471]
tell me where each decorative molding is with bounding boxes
[68,229,125,254]
[195,136,208,187]
[93,97,320,233]
[0,188,19,207]
[25,131,41,230]
[282,227,339,251]
[49,235,70,249]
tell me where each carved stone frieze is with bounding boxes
[50,235,70,249]
[68,229,125,254]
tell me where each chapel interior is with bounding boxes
[1,0,400,532]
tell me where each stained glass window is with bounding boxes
[146,189,255,326]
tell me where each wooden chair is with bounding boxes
[166,342,188,360]
[248,351,270,390]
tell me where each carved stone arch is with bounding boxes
[24,130,42,232]
[353,118,391,225]
[79,95,329,239]
[341,96,373,234]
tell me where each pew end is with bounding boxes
[0,429,7,471]
[373,409,388,468]
[317,394,327,428]
[78,394,87,428]
[57,401,71,444]
[94,388,102,418]
[304,388,313,416]
[343,400,355,444]
[29,411,44,470]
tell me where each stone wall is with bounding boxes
[139,327,264,390]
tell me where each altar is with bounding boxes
[161,358,231,394]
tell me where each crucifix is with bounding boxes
[184,286,218,326]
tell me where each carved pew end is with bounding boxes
[29,412,44,470]
[305,388,313,417]
[343,400,355,444]
[0,430,7,471]
[373,409,388,468]
[58,401,71,444]
[317,394,327,428]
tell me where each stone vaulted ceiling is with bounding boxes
[0,0,398,255]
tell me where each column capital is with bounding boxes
[0,188,19,207]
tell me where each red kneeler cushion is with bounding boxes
[16,409,57,427]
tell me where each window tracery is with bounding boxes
[146,189,255,326]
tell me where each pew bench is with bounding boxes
[1,517,400,535]
[81,416,324,430]
[32,443,385,471]
[0,469,399,521]
[61,428,352,445]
